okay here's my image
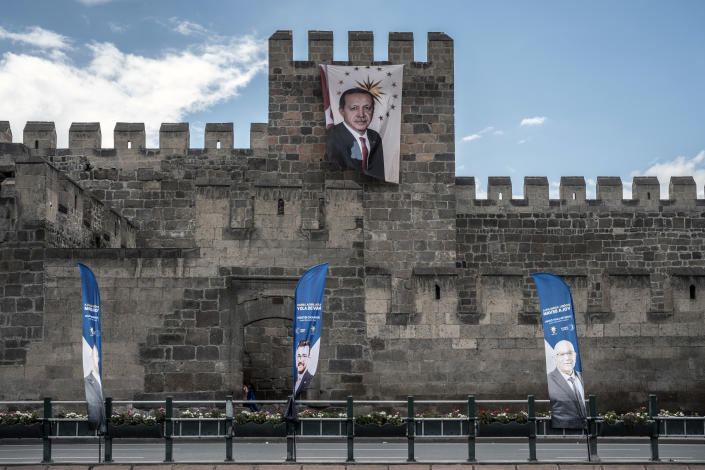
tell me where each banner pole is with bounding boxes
[406,396,415,462]
[346,396,354,462]
[41,397,52,463]
[104,397,113,462]
[467,395,476,462]
[286,395,295,462]
[649,394,660,461]
[164,396,173,462]
[528,395,537,461]
[587,395,599,461]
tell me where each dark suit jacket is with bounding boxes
[547,368,587,429]
[326,123,385,181]
[84,373,106,433]
[294,370,313,399]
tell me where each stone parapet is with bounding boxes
[459,176,705,213]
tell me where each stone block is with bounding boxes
[560,176,586,203]
[487,176,511,203]
[205,123,233,150]
[308,30,333,63]
[23,121,56,149]
[0,121,12,143]
[160,123,189,151]
[348,31,373,63]
[114,122,145,150]
[69,122,101,150]
[596,176,623,202]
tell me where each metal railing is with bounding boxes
[1,394,703,463]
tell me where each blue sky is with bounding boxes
[1,0,704,198]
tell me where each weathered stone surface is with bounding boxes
[0,30,703,411]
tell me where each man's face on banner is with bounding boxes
[553,340,577,375]
[340,92,374,134]
[90,344,100,377]
[296,345,310,375]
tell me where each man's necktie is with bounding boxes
[568,376,587,417]
[359,137,368,172]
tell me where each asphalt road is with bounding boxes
[1,439,704,464]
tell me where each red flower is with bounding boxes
[505,408,510,412]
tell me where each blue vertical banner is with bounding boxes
[292,263,328,399]
[531,273,587,429]
[78,263,106,433]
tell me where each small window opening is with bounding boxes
[74,194,77,209]
[572,192,576,200]
[498,192,503,200]
[690,284,696,300]
[647,192,651,200]
[277,198,285,216]
[435,284,441,300]
[127,140,132,149]
[595,282,601,292]
[217,140,221,150]
[34,140,39,149]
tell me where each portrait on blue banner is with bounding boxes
[531,273,587,429]
[78,263,107,433]
[320,64,403,184]
[291,263,327,399]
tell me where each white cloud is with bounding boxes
[0,31,268,147]
[517,139,527,144]
[461,126,494,143]
[0,26,70,50]
[108,22,129,33]
[549,180,560,199]
[631,150,705,198]
[493,130,504,136]
[170,18,207,36]
[623,181,633,199]
[586,178,596,199]
[520,116,546,126]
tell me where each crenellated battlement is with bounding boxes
[8,120,266,154]
[456,175,704,211]
[2,29,705,411]
[268,30,453,71]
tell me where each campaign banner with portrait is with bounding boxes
[320,64,403,184]
[531,273,587,429]
[78,263,106,433]
[292,262,328,399]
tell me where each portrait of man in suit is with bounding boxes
[294,339,314,398]
[84,343,106,433]
[547,339,587,429]
[326,87,386,181]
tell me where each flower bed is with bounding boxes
[108,408,164,438]
[415,409,469,436]
[0,411,42,438]
[54,412,93,437]
[176,408,225,436]
[298,409,346,436]
[658,409,703,436]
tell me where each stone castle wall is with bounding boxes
[0,32,703,410]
